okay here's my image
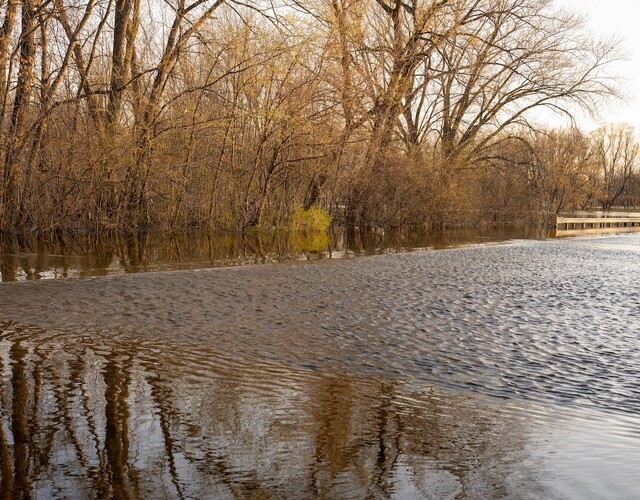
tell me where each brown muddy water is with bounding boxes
[0,226,543,282]
[0,228,639,499]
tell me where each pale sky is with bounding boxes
[556,0,640,130]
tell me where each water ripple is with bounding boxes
[1,235,639,418]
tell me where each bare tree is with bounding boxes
[0,0,629,231]
[592,124,638,210]
[1,0,37,226]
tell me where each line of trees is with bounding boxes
[0,0,635,232]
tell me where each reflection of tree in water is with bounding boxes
[10,339,28,498]
[0,226,546,281]
[104,351,138,498]
[305,376,521,498]
[0,323,534,498]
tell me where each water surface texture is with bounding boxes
[0,233,639,498]
[0,226,543,281]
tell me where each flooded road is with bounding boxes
[0,233,639,498]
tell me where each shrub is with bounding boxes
[289,207,331,232]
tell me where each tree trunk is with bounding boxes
[1,0,36,228]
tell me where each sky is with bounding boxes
[556,0,640,130]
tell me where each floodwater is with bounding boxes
[0,229,639,498]
[0,226,544,282]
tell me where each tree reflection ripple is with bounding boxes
[0,234,639,498]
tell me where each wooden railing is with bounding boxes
[550,214,640,236]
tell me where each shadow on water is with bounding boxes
[0,323,545,499]
[0,225,545,281]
